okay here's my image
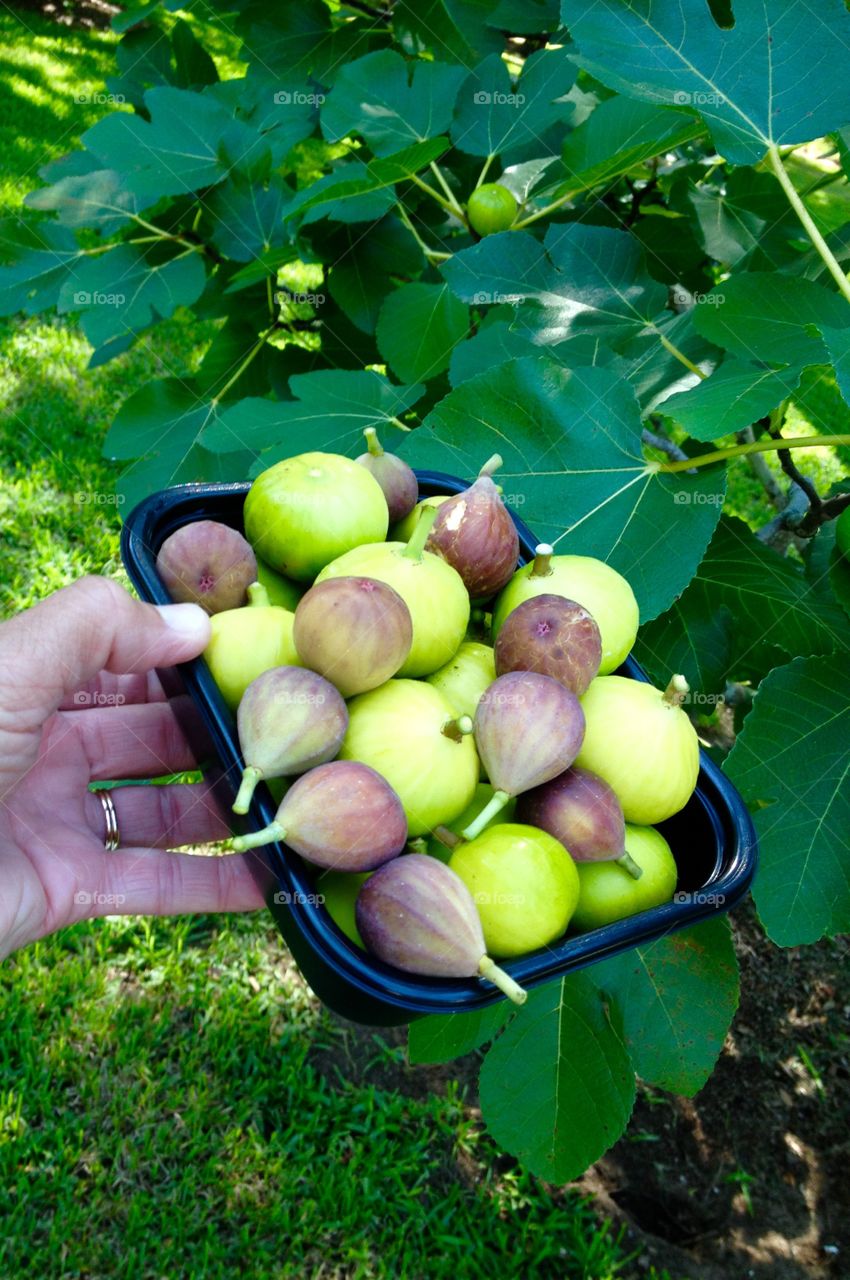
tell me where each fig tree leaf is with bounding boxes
[558,96,704,198]
[325,215,425,334]
[478,973,635,1183]
[393,0,504,66]
[0,223,85,316]
[590,919,739,1096]
[819,324,850,410]
[321,51,466,156]
[440,228,554,306]
[687,167,795,269]
[407,1004,514,1064]
[285,140,449,223]
[25,169,164,234]
[661,359,806,442]
[206,174,293,263]
[562,0,850,166]
[400,356,726,621]
[376,282,469,383]
[206,74,320,166]
[725,654,850,946]
[450,47,575,159]
[448,319,538,385]
[486,0,559,33]
[634,596,734,698]
[171,17,218,89]
[236,0,379,86]
[692,275,850,368]
[829,545,850,621]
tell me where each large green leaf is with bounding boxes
[376,282,469,383]
[236,0,380,86]
[25,169,164,234]
[448,317,538,385]
[322,51,466,156]
[725,654,850,946]
[206,175,293,263]
[0,223,85,317]
[693,275,850,368]
[590,920,739,1096]
[557,96,704,197]
[479,973,635,1183]
[819,324,850,409]
[408,1004,514,1065]
[323,216,425,334]
[400,356,726,621]
[634,596,734,697]
[206,73,320,166]
[687,167,796,269]
[285,140,449,224]
[661,359,805,442]
[450,47,575,159]
[393,0,504,66]
[562,0,850,165]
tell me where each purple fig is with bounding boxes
[232,666,348,814]
[293,576,413,697]
[515,766,642,879]
[156,519,257,614]
[426,455,519,598]
[494,593,602,696]
[462,672,585,838]
[355,854,526,1004]
[231,760,407,871]
[356,427,419,522]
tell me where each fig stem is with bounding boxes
[363,426,383,457]
[478,453,503,480]
[403,503,439,561]
[441,714,474,742]
[663,674,690,707]
[530,543,554,578]
[247,581,271,608]
[407,837,428,854]
[461,789,511,840]
[478,955,527,1005]
[231,820,287,851]
[233,765,263,815]
[616,851,644,880]
[432,824,463,850]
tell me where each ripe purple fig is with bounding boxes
[494,593,602,696]
[515,766,642,879]
[426,455,519,598]
[356,427,419,522]
[355,854,526,1004]
[231,760,407,871]
[293,576,413,697]
[462,672,585,838]
[232,666,348,814]
[156,519,257,614]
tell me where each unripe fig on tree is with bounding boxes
[232,666,348,814]
[466,183,518,236]
[340,678,478,835]
[494,546,639,674]
[426,641,496,721]
[244,451,389,581]
[255,557,304,611]
[494,593,602,696]
[356,427,418,522]
[571,824,678,932]
[516,765,642,878]
[576,675,700,825]
[450,823,579,957]
[426,454,519,598]
[231,760,407,871]
[204,582,302,711]
[390,494,452,542]
[355,854,526,1004]
[315,507,470,676]
[293,576,413,697]
[156,519,257,614]
[462,671,585,838]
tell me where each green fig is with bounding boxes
[426,641,496,721]
[571,824,677,931]
[204,582,302,712]
[389,494,452,542]
[254,557,305,611]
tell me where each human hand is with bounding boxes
[0,576,264,960]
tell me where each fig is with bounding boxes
[426,455,519,598]
[231,760,407,871]
[244,451,389,581]
[390,494,452,542]
[355,854,526,1004]
[255,557,304,611]
[576,675,699,825]
[450,823,579,958]
[427,783,517,863]
[494,593,602,696]
[293,576,413,697]
[156,519,257,614]
[316,869,371,947]
[315,507,470,677]
[515,766,642,879]
[204,582,302,712]
[571,824,677,932]
[426,641,496,721]
[493,546,639,674]
[462,672,585,838]
[340,678,479,836]
[232,666,348,814]
[356,427,419,522]
[467,183,519,236]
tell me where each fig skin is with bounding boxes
[204,582,303,712]
[426,455,519,598]
[156,519,257,614]
[293,576,413,697]
[254,557,304,611]
[316,869,371,947]
[494,593,602,696]
[493,548,639,674]
[390,494,452,542]
[576,675,699,825]
[355,854,526,1003]
[426,641,496,721]
[233,666,348,813]
[340,679,479,836]
[356,427,419,522]
[571,824,677,932]
[245,451,389,581]
[515,766,631,867]
[232,760,407,871]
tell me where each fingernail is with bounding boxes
[155,603,210,641]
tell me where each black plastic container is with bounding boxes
[121,476,757,1026]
